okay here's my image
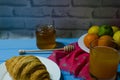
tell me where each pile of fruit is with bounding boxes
[84,25,120,48]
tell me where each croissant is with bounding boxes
[5,55,50,80]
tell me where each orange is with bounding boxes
[84,33,99,48]
[98,35,114,47]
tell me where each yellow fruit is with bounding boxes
[113,31,120,46]
[88,25,99,34]
[112,26,119,33]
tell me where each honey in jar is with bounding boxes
[36,25,56,49]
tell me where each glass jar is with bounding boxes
[36,25,56,49]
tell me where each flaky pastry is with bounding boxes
[5,55,50,80]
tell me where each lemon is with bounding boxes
[112,26,119,33]
[98,25,113,36]
[88,25,99,34]
[113,31,120,46]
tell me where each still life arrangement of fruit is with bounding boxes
[84,25,120,49]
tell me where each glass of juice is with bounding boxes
[36,25,56,49]
[89,39,119,80]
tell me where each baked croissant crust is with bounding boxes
[5,55,50,80]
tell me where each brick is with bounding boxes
[0,31,8,39]
[72,30,87,38]
[0,7,13,16]
[91,19,120,27]
[0,0,27,6]
[52,7,69,17]
[0,18,25,29]
[53,7,93,18]
[25,18,53,29]
[14,7,52,17]
[73,0,101,6]
[56,30,72,38]
[32,0,69,6]
[69,7,93,18]
[56,29,87,38]
[117,9,120,18]
[102,0,120,7]
[93,7,117,18]
[8,30,34,38]
[54,18,91,29]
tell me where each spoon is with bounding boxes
[19,45,74,55]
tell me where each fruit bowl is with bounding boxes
[80,25,120,53]
[78,33,89,53]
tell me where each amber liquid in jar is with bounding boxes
[36,25,56,49]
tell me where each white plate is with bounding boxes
[78,33,89,53]
[0,56,61,80]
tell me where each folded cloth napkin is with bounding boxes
[48,42,91,80]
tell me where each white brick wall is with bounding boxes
[0,0,120,38]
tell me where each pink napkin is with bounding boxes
[48,42,91,80]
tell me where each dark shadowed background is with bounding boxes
[0,0,120,38]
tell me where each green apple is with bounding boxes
[98,25,113,36]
